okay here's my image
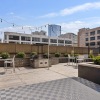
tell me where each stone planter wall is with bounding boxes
[15,58,30,67]
[30,59,51,68]
[59,57,68,63]
[78,63,100,85]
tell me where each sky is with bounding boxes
[0,0,100,38]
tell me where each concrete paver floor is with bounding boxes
[0,63,78,89]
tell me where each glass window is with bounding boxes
[58,40,64,43]
[85,38,88,41]
[97,30,100,34]
[9,35,19,40]
[85,33,88,36]
[90,37,95,40]
[65,40,72,44]
[21,36,30,41]
[42,38,48,42]
[32,37,40,42]
[90,42,95,46]
[97,36,100,39]
[85,43,89,46]
[90,31,95,35]
[50,39,57,43]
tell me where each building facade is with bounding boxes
[59,33,78,46]
[78,27,100,47]
[48,24,61,37]
[32,30,46,36]
[4,32,72,46]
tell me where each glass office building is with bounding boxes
[48,24,61,37]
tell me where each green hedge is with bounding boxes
[93,56,100,65]
[16,52,25,58]
[1,52,10,59]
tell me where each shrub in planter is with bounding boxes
[89,54,94,58]
[43,53,51,58]
[16,52,25,58]
[93,56,100,65]
[30,52,38,59]
[1,52,10,59]
[64,53,68,57]
[55,52,60,57]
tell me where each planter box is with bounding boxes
[50,58,59,65]
[59,57,68,63]
[0,61,4,67]
[30,59,51,68]
[78,62,100,85]
[15,58,30,67]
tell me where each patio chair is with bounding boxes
[4,55,15,72]
[76,55,84,67]
[67,54,75,66]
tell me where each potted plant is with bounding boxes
[30,52,38,59]
[64,53,68,57]
[16,52,25,58]
[55,52,60,57]
[43,53,51,59]
[1,52,10,59]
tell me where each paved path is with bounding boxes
[0,63,78,89]
[0,78,100,100]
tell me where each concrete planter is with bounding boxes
[59,57,68,63]
[50,58,59,65]
[15,58,30,67]
[30,59,51,68]
[78,62,100,85]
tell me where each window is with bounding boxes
[50,39,57,43]
[21,36,30,41]
[42,38,48,42]
[85,43,89,46]
[85,38,88,41]
[9,35,19,40]
[4,35,7,40]
[85,33,88,36]
[90,31,95,35]
[32,37,40,42]
[58,40,64,43]
[97,30,100,34]
[97,42,100,45]
[65,40,72,44]
[90,42,95,46]
[97,36,100,39]
[90,37,95,40]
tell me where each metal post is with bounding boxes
[88,43,90,57]
[48,37,50,70]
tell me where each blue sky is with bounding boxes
[0,0,100,35]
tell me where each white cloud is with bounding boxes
[38,13,58,18]
[39,2,100,18]
[59,17,100,34]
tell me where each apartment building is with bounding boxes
[4,32,72,46]
[78,27,100,47]
[59,33,78,46]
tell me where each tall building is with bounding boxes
[48,24,61,37]
[4,32,72,46]
[59,33,78,46]
[0,38,2,43]
[78,27,100,47]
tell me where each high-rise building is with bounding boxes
[48,24,61,37]
[78,27,100,47]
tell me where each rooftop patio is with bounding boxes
[0,63,100,100]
